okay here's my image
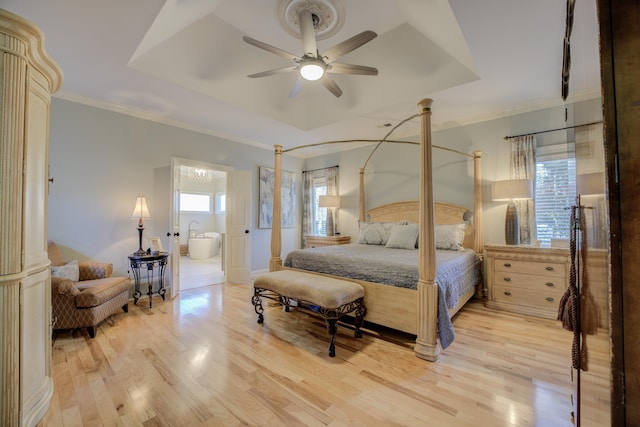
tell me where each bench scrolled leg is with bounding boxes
[354,301,366,338]
[279,296,290,312]
[252,292,264,324]
[326,319,338,357]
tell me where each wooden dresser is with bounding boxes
[305,235,351,248]
[485,244,570,319]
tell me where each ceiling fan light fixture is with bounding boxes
[299,59,325,80]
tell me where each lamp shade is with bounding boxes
[577,172,605,196]
[318,195,340,208]
[131,195,151,219]
[491,179,534,201]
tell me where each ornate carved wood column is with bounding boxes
[269,144,283,271]
[414,98,439,361]
[472,150,484,297]
[0,21,28,425]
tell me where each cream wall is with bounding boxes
[302,97,603,248]
[48,97,601,277]
[47,98,303,277]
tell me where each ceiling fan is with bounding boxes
[243,7,378,98]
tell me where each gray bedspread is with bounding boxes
[283,243,481,348]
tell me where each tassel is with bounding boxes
[558,286,577,332]
[557,288,571,328]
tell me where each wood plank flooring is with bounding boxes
[39,282,579,426]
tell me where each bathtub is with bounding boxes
[188,231,221,259]
[204,232,221,256]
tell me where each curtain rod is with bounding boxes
[503,120,602,140]
[302,165,339,173]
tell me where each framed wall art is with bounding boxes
[259,166,295,229]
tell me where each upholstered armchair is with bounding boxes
[48,241,131,338]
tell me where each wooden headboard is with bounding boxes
[366,201,475,249]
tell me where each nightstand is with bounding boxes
[484,244,569,319]
[305,235,351,248]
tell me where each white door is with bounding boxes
[169,157,181,299]
[226,170,251,284]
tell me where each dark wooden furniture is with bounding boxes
[128,253,170,308]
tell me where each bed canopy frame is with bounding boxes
[268,98,483,361]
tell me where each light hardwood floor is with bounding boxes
[39,282,577,426]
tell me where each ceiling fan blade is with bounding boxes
[323,30,377,63]
[321,74,343,98]
[328,63,378,76]
[242,35,299,62]
[289,77,305,98]
[247,66,298,78]
[298,9,318,58]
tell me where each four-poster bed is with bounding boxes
[268,99,484,361]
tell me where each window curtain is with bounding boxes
[575,123,606,249]
[301,171,314,247]
[510,135,537,244]
[301,166,339,247]
[326,166,339,234]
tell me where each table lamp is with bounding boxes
[491,179,533,245]
[132,194,151,255]
[319,195,340,236]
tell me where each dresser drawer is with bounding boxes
[493,271,565,292]
[493,258,565,278]
[493,285,562,309]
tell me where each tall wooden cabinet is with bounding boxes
[0,8,62,426]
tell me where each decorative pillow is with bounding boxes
[434,223,467,251]
[51,259,80,281]
[385,223,419,249]
[358,221,406,245]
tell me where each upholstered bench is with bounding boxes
[252,269,366,357]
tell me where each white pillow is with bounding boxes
[51,259,80,281]
[434,222,467,251]
[385,223,419,249]
[358,221,406,245]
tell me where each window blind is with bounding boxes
[535,144,576,245]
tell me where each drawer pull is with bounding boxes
[504,291,512,296]
[546,297,554,302]
[503,277,512,282]
[545,266,554,271]
[503,263,512,268]
[545,282,555,287]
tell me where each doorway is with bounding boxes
[172,158,230,291]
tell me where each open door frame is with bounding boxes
[225,170,252,284]
[169,157,234,299]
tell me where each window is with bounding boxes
[535,143,576,246]
[303,166,338,241]
[312,176,328,235]
[215,192,226,214]
[180,192,213,213]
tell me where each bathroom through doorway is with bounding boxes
[176,160,228,291]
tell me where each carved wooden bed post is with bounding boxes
[473,150,484,296]
[359,167,366,222]
[414,98,439,361]
[270,144,283,272]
